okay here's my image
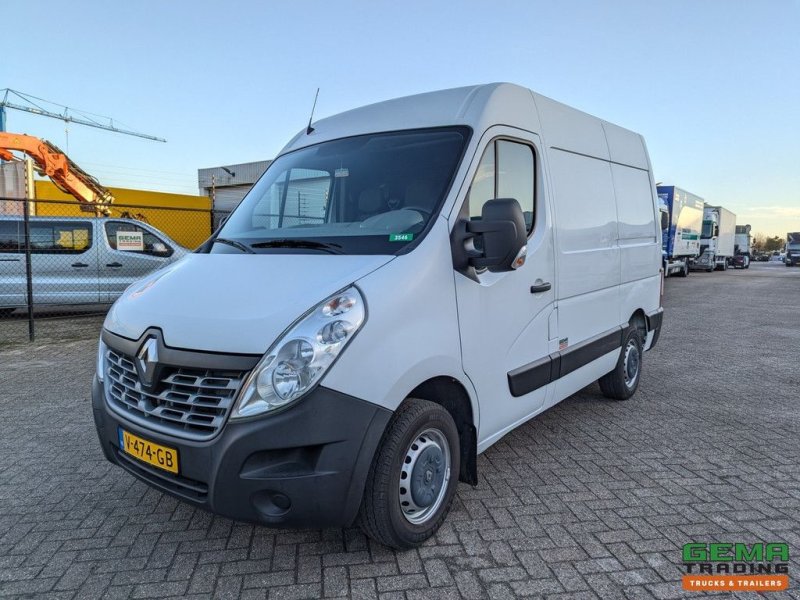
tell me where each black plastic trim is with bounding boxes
[507,326,624,397]
[559,328,623,378]
[649,326,662,350]
[646,307,664,332]
[93,376,392,529]
[102,328,261,371]
[507,355,551,398]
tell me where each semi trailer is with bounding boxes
[657,185,704,277]
[695,205,736,271]
[733,224,752,268]
[786,232,800,267]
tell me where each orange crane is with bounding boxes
[0,132,113,215]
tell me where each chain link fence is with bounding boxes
[0,196,229,346]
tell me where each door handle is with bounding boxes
[106,262,123,268]
[71,262,89,268]
[530,282,552,293]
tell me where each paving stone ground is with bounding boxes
[1,262,799,599]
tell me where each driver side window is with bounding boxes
[466,139,535,233]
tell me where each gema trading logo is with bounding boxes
[682,542,790,592]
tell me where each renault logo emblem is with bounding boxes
[136,337,159,388]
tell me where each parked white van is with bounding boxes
[92,83,663,548]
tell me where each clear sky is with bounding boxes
[2,0,798,237]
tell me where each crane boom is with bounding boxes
[0,132,113,215]
[1,89,166,142]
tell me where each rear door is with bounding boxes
[29,219,99,305]
[100,220,175,301]
[0,220,25,309]
[452,130,557,450]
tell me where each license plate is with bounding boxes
[119,428,179,474]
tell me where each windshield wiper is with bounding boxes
[212,237,255,254]
[250,239,344,254]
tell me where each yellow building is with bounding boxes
[33,181,212,249]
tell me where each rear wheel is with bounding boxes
[358,398,460,549]
[678,261,689,277]
[599,326,644,400]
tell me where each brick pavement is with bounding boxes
[1,263,799,599]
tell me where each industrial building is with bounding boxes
[197,160,270,227]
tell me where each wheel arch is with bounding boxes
[629,308,647,332]
[406,376,478,485]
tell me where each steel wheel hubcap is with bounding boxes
[623,340,640,388]
[398,428,451,524]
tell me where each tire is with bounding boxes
[678,261,688,277]
[0,308,15,318]
[358,398,460,549]
[599,326,644,401]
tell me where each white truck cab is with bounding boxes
[92,83,663,548]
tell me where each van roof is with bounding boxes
[280,82,649,170]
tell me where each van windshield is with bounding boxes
[214,127,470,255]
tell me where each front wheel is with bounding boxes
[358,398,460,549]
[599,327,644,400]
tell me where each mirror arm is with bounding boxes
[450,219,480,277]
[466,220,517,268]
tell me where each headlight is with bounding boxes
[97,338,107,381]
[231,286,366,419]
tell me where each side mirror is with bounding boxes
[660,210,669,231]
[452,198,528,274]
[714,225,719,237]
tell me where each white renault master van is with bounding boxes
[92,83,663,549]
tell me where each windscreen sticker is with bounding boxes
[389,233,414,242]
[334,168,349,178]
[117,231,144,251]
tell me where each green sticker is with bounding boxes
[389,233,414,242]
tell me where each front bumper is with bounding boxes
[92,376,392,528]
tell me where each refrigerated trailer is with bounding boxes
[695,205,736,271]
[657,185,704,277]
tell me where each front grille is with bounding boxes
[104,348,246,440]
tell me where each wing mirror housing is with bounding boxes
[452,198,528,274]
